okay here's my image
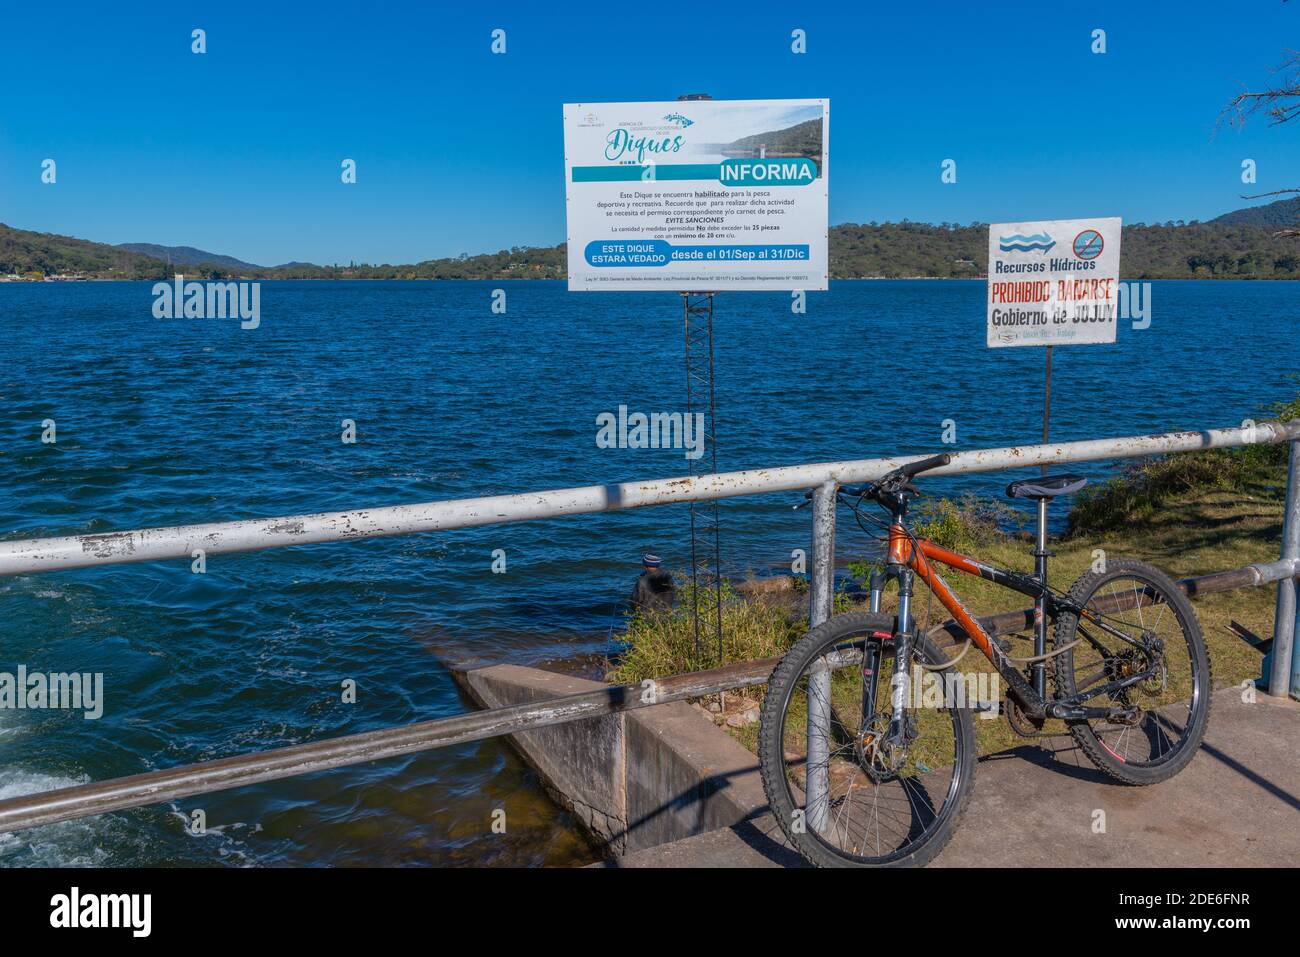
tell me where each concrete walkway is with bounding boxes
[610,689,1300,867]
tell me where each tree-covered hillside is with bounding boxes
[828,220,1300,279]
[726,118,823,156]
[4,213,1299,281]
[1,225,171,279]
[1211,195,1300,229]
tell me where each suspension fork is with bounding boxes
[861,570,887,731]
[864,561,916,743]
[869,570,885,614]
[861,566,914,738]
[890,567,916,740]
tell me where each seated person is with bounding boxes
[630,553,674,614]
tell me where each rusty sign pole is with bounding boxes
[1033,345,1054,699]
[1041,345,1053,476]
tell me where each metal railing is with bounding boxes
[0,418,1297,837]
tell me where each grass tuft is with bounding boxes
[606,578,803,697]
[1068,386,1300,536]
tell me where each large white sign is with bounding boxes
[987,217,1122,347]
[563,99,829,291]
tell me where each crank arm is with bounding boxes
[1047,703,1140,721]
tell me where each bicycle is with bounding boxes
[757,453,1211,867]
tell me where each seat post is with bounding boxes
[1005,472,1087,700]
[1033,496,1049,698]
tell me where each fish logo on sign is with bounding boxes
[1072,229,1104,260]
[998,232,1055,253]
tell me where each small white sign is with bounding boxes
[564,99,829,291]
[987,217,1122,347]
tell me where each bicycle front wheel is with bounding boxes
[758,611,976,867]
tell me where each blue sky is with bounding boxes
[1,0,1295,266]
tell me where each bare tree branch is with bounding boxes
[1240,188,1300,199]
[1221,41,1300,238]
[1219,50,1300,128]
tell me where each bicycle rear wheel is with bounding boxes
[1052,559,1211,784]
[758,611,976,867]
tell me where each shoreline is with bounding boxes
[5,275,1300,284]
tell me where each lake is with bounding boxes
[0,278,1295,866]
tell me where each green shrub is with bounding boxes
[912,495,1022,551]
[607,578,803,692]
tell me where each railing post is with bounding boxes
[1269,440,1300,699]
[806,480,837,832]
[809,480,838,628]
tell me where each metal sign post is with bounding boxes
[988,217,1121,704]
[681,289,723,669]
[1041,345,1053,477]
[563,94,829,677]
[676,96,724,673]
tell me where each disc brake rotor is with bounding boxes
[855,714,910,780]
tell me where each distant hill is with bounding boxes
[828,220,1300,279]
[726,118,822,157]
[1,224,168,278]
[1211,196,1300,229]
[4,201,1299,282]
[117,243,262,270]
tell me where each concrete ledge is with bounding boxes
[453,663,766,855]
[612,688,1300,867]
[624,692,767,848]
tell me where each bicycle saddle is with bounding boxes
[1005,473,1088,500]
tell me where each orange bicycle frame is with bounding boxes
[886,524,1005,662]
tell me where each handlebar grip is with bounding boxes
[899,452,952,479]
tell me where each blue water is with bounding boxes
[0,279,1295,866]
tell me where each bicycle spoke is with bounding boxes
[1056,568,1206,771]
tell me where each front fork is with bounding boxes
[867,565,915,747]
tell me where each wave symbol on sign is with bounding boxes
[998,232,1056,253]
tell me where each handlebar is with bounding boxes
[799,453,953,507]
[899,452,952,479]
